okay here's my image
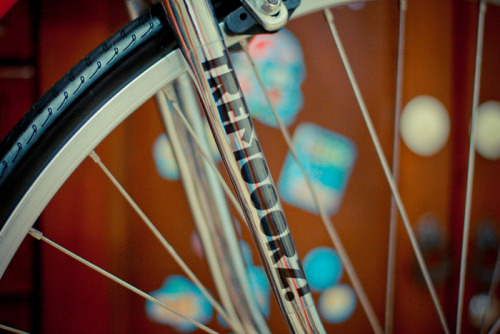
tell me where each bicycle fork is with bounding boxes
[159,0,326,333]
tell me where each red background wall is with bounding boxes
[1,0,499,333]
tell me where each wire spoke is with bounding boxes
[456,1,487,333]
[28,228,219,334]
[0,324,30,334]
[155,86,252,334]
[88,150,235,330]
[488,317,500,334]
[323,8,450,334]
[159,87,247,223]
[385,1,407,333]
[239,38,383,334]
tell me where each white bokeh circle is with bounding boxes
[318,284,357,324]
[400,95,450,157]
[475,101,500,160]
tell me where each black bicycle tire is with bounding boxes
[0,0,244,222]
[0,4,179,224]
[0,2,331,331]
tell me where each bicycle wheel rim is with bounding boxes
[0,2,376,333]
[0,0,356,280]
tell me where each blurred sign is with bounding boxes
[278,123,357,216]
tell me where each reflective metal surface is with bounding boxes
[160,0,326,332]
[159,74,269,334]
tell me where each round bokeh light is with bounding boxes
[153,133,179,180]
[318,284,357,324]
[400,95,450,156]
[475,101,500,160]
[303,247,343,292]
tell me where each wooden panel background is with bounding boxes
[0,0,39,332]
[0,0,499,333]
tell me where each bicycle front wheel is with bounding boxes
[0,1,347,333]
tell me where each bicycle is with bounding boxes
[0,0,498,332]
